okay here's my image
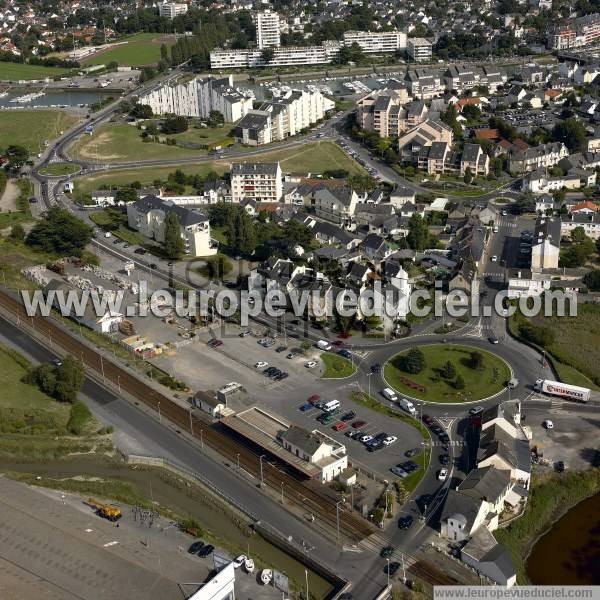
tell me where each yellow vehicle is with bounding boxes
[87,497,122,522]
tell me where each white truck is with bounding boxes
[399,397,417,416]
[534,379,590,403]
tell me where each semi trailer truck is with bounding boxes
[534,379,590,403]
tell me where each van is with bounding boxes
[322,399,340,412]
[382,388,398,402]
[316,340,332,351]
[399,397,416,416]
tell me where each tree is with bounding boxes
[130,102,153,119]
[54,355,85,403]
[440,360,456,379]
[571,226,586,243]
[5,144,29,173]
[453,374,465,390]
[406,214,431,251]
[26,207,92,256]
[160,43,169,62]
[468,350,484,370]
[463,166,473,185]
[161,115,188,134]
[261,48,275,64]
[208,110,225,127]
[163,212,184,260]
[552,118,586,152]
[9,223,25,241]
[115,187,139,203]
[583,270,600,291]
[400,347,425,374]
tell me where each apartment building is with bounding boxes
[397,118,453,163]
[210,43,340,69]
[404,69,444,99]
[356,88,412,137]
[230,162,283,203]
[561,213,600,239]
[407,38,433,62]
[138,75,252,122]
[548,13,600,49]
[531,217,561,269]
[342,30,407,54]
[313,186,359,225]
[126,196,217,257]
[234,88,334,145]
[508,142,569,174]
[254,10,280,49]
[158,2,188,18]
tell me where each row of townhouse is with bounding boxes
[137,75,252,122]
[418,141,490,177]
[233,88,334,146]
[439,402,531,587]
[521,165,597,193]
[508,142,569,174]
[548,12,600,50]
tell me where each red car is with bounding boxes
[332,422,347,432]
[332,340,344,347]
[307,394,320,404]
[352,420,367,429]
[210,339,223,348]
[422,414,434,426]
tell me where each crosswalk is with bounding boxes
[482,271,504,280]
[497,219,517,229]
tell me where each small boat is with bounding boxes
[233,554,246,569]
[244,558,255,573]
[260,569,272,585]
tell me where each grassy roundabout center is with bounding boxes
[384,344,512,403]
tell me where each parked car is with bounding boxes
[198,544,214,557]
[239,330,251,337]
[305,361,318,369]
[352,420,367,429]
[341,411,356,422]
[255,361,268,369]
[421,414,434,426]
[359,434,373,444]
[332,422,347,432]
[274,372,289,381]
[287,351,299,359]
[469,406,484,416]
[307,394,320,404]
[383,435,397,446]
[405,448,420,457]
[400,461,418,472]
[299,403,312,412]
[188,541,203,554]
[276,346,287,353]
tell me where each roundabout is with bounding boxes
[383,343,512,404]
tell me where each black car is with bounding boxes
[188,540,203,554]
[555,460,565,473]
[341,411,356,422]
[384,561,400,576]
[367,441,383,452]
[398,515,413,530]
[380,546,394,558]
[431,425,443,435]
[276,346,287,353]
[370,363,381,373]
[275,372,289,381]
[269,369,282,378]
[149,263,158,269]
[134,247,146,254]
[338,349,352,359]
[439,454,450,465]
[400,461,418,472]
[405,448,420,457]
[264,367,276,375]
[197,544,214,557]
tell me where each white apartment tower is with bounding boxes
[230,163,283,203]
[254,10,281,49]
[159,2,188,19]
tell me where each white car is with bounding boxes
[305,361,318,369]
[360,434,373,444]
[383,435,397,446]
[233,555,247,569]
[491,255,498,262]
[255,361,268,369]
[543,419,554,430]
[438,468,448,481]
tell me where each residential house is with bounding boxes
[508,142,569,174]
[561,213,600,239]
[313,186,358,225]
[397,119,453,164]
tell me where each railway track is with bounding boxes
[409,560,462,586]
[0,289,375,542]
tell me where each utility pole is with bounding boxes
[259,454,266,486]
[189,408,193,435]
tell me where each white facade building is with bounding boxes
[254,10,281,49]
[407,38,433,62]
[126,195,217,257]
[230,162,283,203]
[158,2,188,19]
[138,75,252,122]
[342,30,407,53]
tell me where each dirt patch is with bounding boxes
[76,131,125,161]
[0,179,19,212]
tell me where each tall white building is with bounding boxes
[230,163,283,203]
[407,38,433,62]
[126,195,218,257]
[233,88,334,146]
[158,2,188,19]
[343,30,407,53]
[137,75,252,122]
[254,10,281,49]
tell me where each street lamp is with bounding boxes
[259,454,266,486]
[237,453,240,469]
[335,498,346,543]
[157,401,161,423]
[366,372,372,399]
[117,375,121,395]
[280,481,284,504]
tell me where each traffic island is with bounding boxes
[384,344,511,403]
[320,353,357,379]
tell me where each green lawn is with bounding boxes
[509,305,600,390]
[321,353,357,378]
[385,344,511,403]
[0,344,70,434]
[82,33,177,67]
[90,209,145,245]
[0,61,70,81]
[0,179,33,229]
[39,162,81,177]
[0,110,79,154]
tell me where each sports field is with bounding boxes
[0,61,70,81]
[82,33,177,67]
[0,110,79,154]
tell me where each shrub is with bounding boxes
[66,400,93,435]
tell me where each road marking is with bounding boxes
[103,541,119,547]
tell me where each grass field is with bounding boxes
[39,162,81,177]
[509,305,600,390]
[82,33,177,67]
[0,179,33,229]
[0,61,70,81]
[0,110,79,154]
[385,344,511,403]
[321,353,357,378]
